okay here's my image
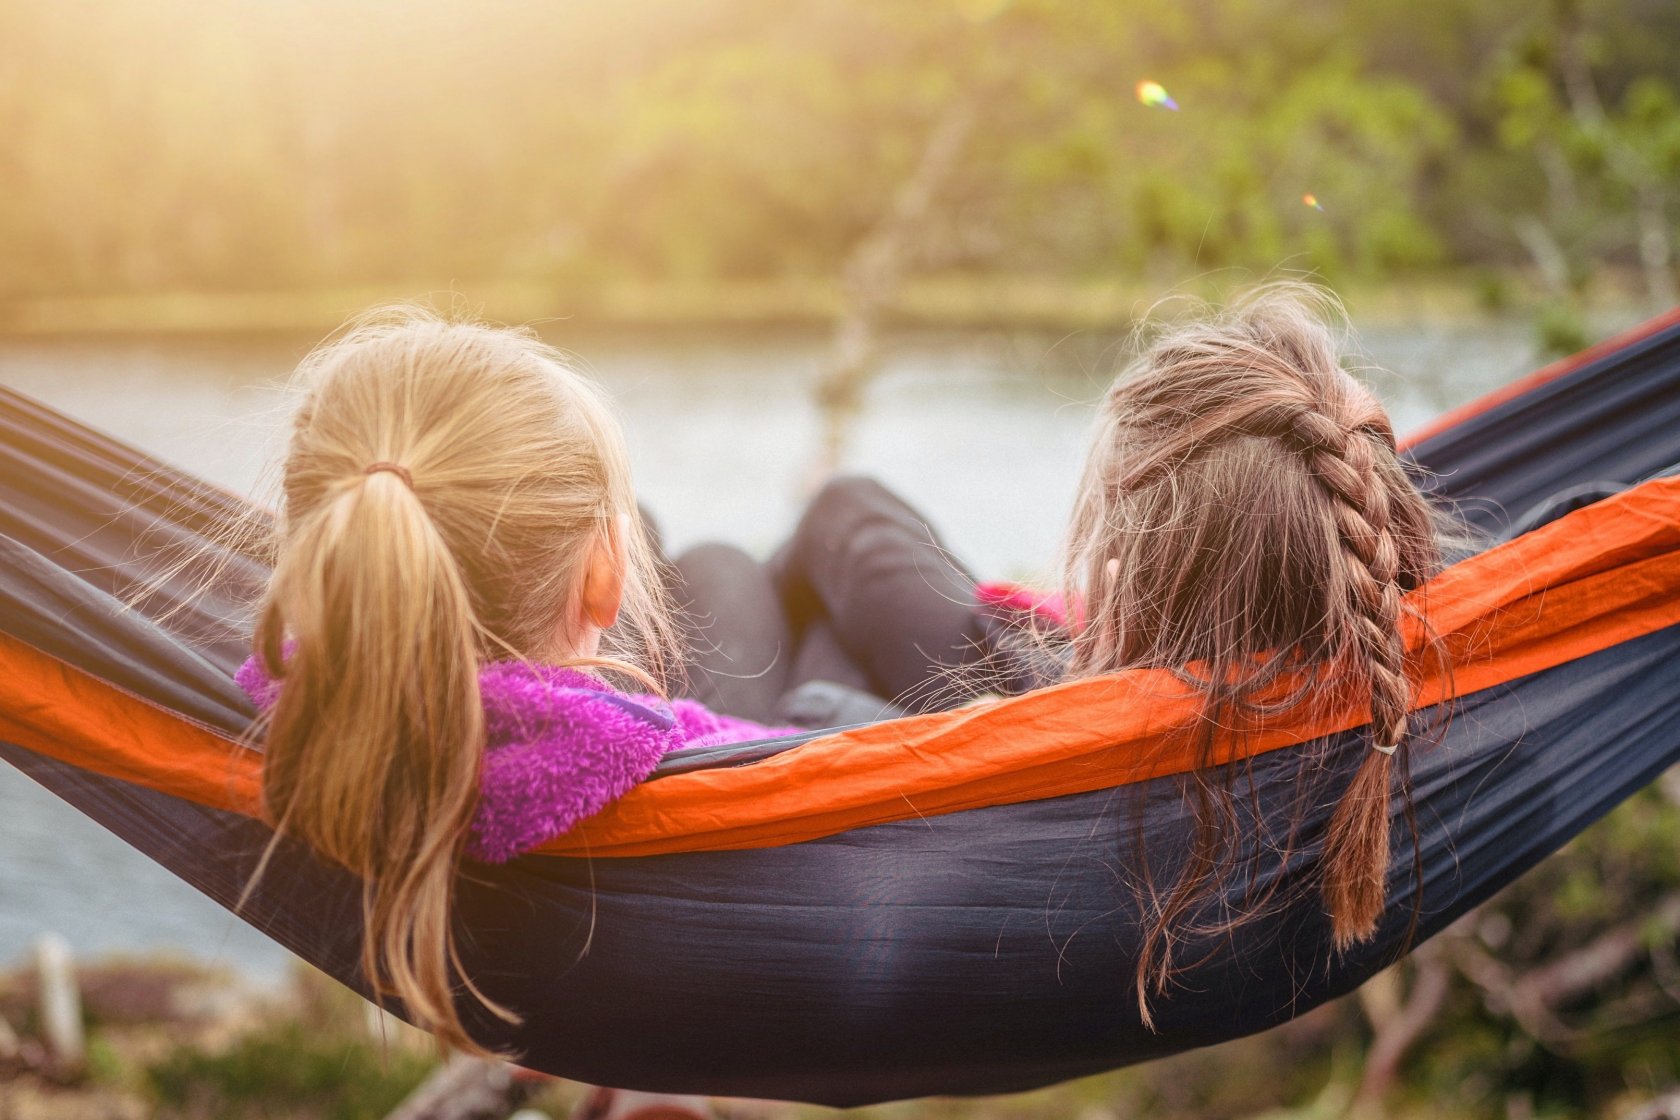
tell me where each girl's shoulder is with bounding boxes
[974,580,1069,629]
[471,663,681,861]
[662,697,801,749]
[471,666,799,858]
[233,655,790,862]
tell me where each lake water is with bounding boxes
[0,314,1620,981]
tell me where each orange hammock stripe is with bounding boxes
[0,653,264,816]
[2,474,1678,858]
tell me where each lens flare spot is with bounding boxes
[1135,80,1179,111]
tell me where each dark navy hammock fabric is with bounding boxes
[2,315,1680,1105]
[1410,315,1680,535]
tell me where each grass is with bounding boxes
[145,1020,435,1120]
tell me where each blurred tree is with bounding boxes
[1490,0,1680,311]
[0,0,1674,314]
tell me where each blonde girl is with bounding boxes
[240,309,787,1053]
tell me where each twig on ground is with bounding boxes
[384,1054,527,1120]
[1617,1088,1680,1120]
[34,933,84,1079]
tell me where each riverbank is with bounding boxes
[0,953,436,1120]
[0,271,1651,339]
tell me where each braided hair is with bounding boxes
[1061,284,1443,1021]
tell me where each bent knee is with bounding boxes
[804,474,894,524]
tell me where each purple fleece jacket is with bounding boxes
[235,657,794,863]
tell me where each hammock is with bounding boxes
[2,310,1679,1106]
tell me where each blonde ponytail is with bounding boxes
[258,466,496,1049]
[251,307,679,1051]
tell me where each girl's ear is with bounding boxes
[581,513,630,631]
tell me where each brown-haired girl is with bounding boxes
[1058,285,1443,1010]
[236,309,791,1056]
[767,284,1445,1011]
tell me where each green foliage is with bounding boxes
[0,0,1673,311]
[1536,301,1591,353]
[1479,3,1680,312]
[145,1020,435,1120]
[83,1036,128,1087]
[1472,267,1518,312]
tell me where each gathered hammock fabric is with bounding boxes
[3,310,1680,1106]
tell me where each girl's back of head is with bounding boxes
[253,308,673,1050]
[1062,284,1444,1014]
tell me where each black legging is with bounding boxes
[668,541,802,724]
[669,477,1046,723]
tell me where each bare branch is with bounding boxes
[1515,893,1680,1011]
[1555,11,1607,128]
[1352,943,1454,1111]
[1618,1088,1680,1120]
[1450,892,1680,1048]
[0,1006,16,1063]
[812,96,981,475]
[1634,182,1677,310]
[1512,216,1573,299]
